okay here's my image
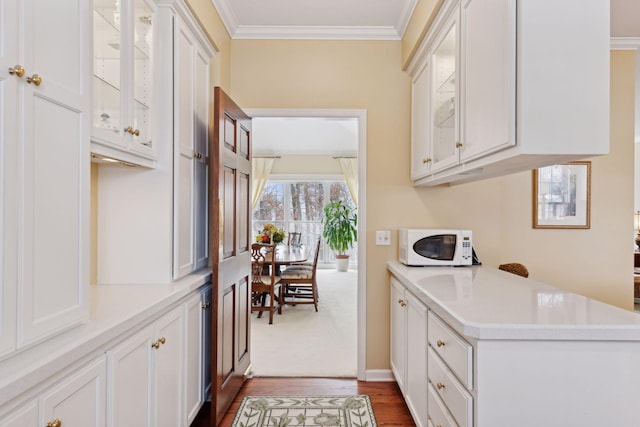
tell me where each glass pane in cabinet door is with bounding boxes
[93,0,122,135]
[132,0,153,148]
[432,24,456,165]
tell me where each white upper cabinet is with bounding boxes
[92,0,157,167]
[409,0,609,186]
[173,5,212,280]
[1,0,90,351]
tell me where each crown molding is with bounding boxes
[210,0,239,37]
[611,37,640,49]
[231,25,400,40]
[396,0,419,38]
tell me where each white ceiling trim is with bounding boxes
[611,37,640,49]
[396,0,419,38]
[232,25,401,40]
[210,0,239,37]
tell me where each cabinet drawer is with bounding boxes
[428,311,473,388]
[428,347,473,427]
[427,383,458,427]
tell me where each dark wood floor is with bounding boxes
[190,377,416,426]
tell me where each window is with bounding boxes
[253,179,356,265]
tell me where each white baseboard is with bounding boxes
[364,369,395,382]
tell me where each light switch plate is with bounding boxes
[376,230,391,246]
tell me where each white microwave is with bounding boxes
[399,229,473,266]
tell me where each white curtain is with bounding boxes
[339,157,358,206]
[252,158,275,210]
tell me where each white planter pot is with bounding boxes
[336,255,350,272]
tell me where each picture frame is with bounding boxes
[532,161,591,229]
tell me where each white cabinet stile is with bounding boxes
[0,0,90,352]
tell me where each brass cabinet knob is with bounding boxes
[124,126,133,134]
[133,128,140,136]
[8,65,25,77]
[26,74,42,86]
[398,299,407,307]
[46,420,62,427]
[201,302,210,309]
[151,340,160,349]
[436,339,445,348]
[455,141,463,148]
[436,382,445,390]
[158,336,166,345]
[422,158,431,164]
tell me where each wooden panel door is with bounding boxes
[211,87,252,425]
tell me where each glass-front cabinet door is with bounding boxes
[92,0,155,166]
[131,0,153,151]
[94,0,123,142]
[430,14,459,173]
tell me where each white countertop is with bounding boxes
[388,260,640,341]
[0,270,211,407]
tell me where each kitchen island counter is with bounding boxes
[388,260,640,340]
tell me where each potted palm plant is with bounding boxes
[322,201,357,272]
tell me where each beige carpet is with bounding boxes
[250,269,357,377]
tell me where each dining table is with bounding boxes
[266,244,310,272]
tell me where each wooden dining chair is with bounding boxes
[251,243,282,324]
[279,237,321,311]
[288,231,302,247]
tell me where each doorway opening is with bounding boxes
[246,109,367,380]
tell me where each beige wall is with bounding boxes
[179,4,635,371]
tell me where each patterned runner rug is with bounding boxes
[231,395,377,427]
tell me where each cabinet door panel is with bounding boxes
[430,16,459,173]
[185,291,205,424]
[411,59,431,180]
[406,292,427,427]
[193,47,209,270]
[20,0,90,347]
[461,0,515,161]
[42,357,107,427]
[390,278,406,391]
[173,22,196,279]
[154,306,183,427]
[108,325,154,427]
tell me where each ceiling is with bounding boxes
[211,0,417,40]
[232,0,640,157]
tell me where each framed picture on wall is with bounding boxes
[532,161,591,229]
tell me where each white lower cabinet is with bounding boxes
[184,284,211,424]
[390,277,428,427]
[0,357,106,427]
[391,277,472,427]
[108,306,184,427]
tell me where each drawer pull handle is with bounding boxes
[158,336,166,345]
[47,420,62,427]
[8,65,25,77]
[26,74,42,86]
[151,340,160,349]
[436,339,445,348]
[436,382,445,390]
